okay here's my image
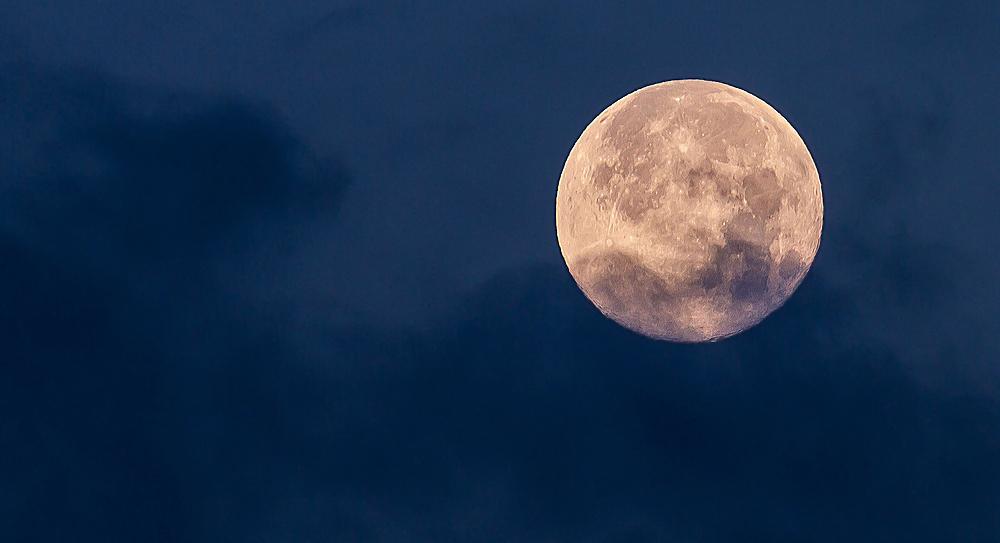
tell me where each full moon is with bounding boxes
[556,80,823,342]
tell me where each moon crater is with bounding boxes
[556,80,823,342]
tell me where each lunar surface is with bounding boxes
[556,80,823,342]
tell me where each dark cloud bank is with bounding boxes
[2,64,998,543]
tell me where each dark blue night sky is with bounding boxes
[2,1,999,541]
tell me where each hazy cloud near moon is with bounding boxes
[4,0,994,338]
[2,0,1000,539]
[1,60,999,542]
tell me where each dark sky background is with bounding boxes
[2,1,999,541]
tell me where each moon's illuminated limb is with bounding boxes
[555,80,823,342]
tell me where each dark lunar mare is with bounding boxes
[741,168,782,218]
[711,238,772,304]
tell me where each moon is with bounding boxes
[555,80,823,342]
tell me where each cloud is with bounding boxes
[217,256,999,542]
[0,63,348,280]
[0,63,348,540]
[1,58,997,543]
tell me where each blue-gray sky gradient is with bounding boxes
[1,1,999,541]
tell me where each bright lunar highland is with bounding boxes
[556,80,823,342]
